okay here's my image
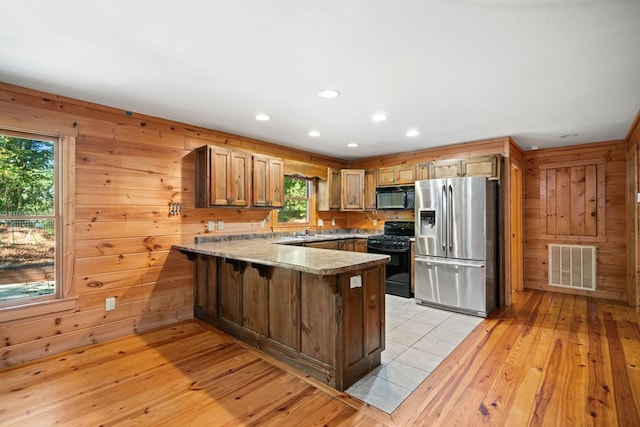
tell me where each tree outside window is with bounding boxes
[278,177,310,223]
[0,133,57,303]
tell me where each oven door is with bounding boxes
[367,243,411,297]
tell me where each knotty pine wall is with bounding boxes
[0,82,346,367]
[626,112,640,310]
[523,140,628,301]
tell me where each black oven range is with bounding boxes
[367,221,414,297]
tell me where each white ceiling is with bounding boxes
[1,1,639,160]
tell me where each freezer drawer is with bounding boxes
[414,256,490,317]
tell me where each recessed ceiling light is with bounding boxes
[308,130,321,137]
[347,142,358,148]
[318,89,340,99]
[255,113,270,121]
[406,129,419,137]
[372,113,387,122]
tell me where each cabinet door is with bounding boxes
[429,160,462,179]
[230,151,250,206]
[377,167,396,186]
[462,155,499,179]
[354,239,368,253]
[268,157,284,207]
[196,145,250,207]
[364,169,377,210]
[211,147,232,205]
[396,165,416,184]
[328,168,342,210]
[305,240,340,250]
[340,239,355,252]
[416,163,430,181]
[253,155,284,208]
[252,155,269,207]
[341,169,364,210]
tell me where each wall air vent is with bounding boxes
[548,244,596,291]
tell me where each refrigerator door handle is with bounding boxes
[441,184,447,251]
[448,184,454,252]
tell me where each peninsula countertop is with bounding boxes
[173,234,389,275]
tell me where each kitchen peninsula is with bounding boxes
[174,235,389,391]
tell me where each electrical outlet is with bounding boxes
[372,219,378,226]
[349,275,362,289]
[259,220,265,228]
[218,220,224,230]
[317,218,323,226]
[105,297,116,311]
[331,218,336,226]
[208,220,215,231]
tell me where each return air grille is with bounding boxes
[548,244,596,291]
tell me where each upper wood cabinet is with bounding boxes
[416,163,430,181]
[462,155,500,179]
[341,169,365,210]
[317,168,342,211]
[364,169,377,210]
[429,159,463,179]
[377,165,416,186]
[195,145,250,207]
[429,155,501,180]
[253,155,284,208]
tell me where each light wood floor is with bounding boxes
[1,290,639,426]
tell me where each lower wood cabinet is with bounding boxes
[192,254,385,391]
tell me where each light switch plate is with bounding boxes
[317,218,324,226]
[637,192,640,203]
[218,220,224,230]
[105,297,116,311]
[208,220,215,231]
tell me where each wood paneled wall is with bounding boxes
[523,140,628,301]
[0,83,345,367]
[626,111,640,310]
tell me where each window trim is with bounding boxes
[0,129,76,319]
[274,176,314,227]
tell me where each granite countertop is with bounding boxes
[173,233,389,275]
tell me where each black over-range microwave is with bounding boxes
[375,186,415,210]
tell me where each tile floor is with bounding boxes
[346,294,483,414]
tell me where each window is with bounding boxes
[0,132,59,305]
[278,176,310,223]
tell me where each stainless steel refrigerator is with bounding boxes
[414,176,498,317]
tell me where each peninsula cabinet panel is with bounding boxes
[252,155,284,208]
[194,255,217,319]
[242,265,268,335]
[268,268,300,350]
[218,258,244,324]
[300,273,338,366]
[341,266,384,386]
[187,252,385,391]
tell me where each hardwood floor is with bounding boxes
[0,290,638,426]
